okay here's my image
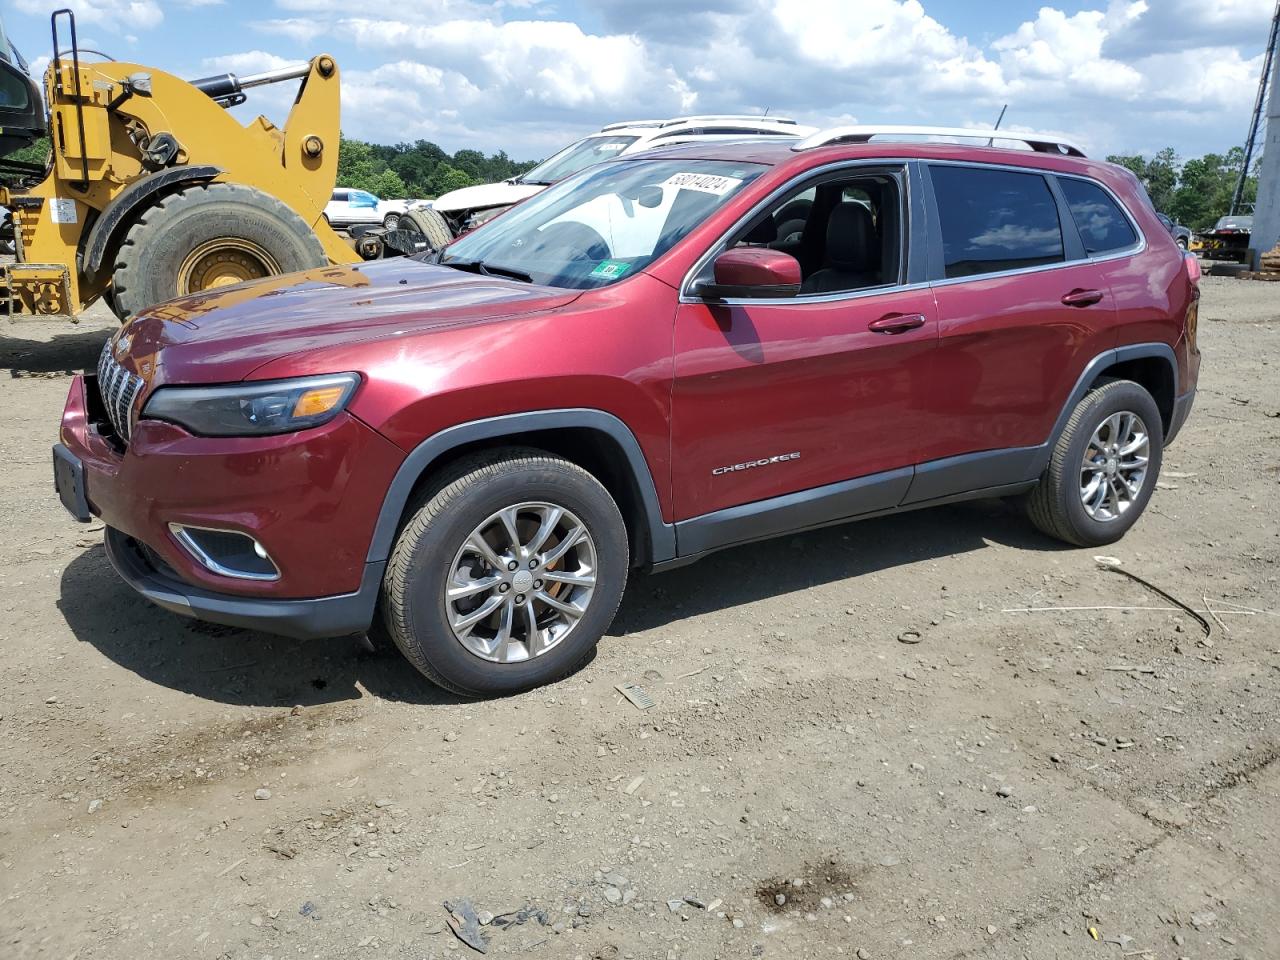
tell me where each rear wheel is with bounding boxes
[111,183,327,319]
[382,212,402,230]
[378,449,628,697]
[1025,379,1163,547]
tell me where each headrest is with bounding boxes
[825,202,879,271]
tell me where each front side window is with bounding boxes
[520,135,642,186]
[441,158,766,290]
[1059,178,1137,255]
[929,165,1064,279]
[720,171,903,295]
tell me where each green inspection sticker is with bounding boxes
[589,260,630,280]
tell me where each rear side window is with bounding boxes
[1058,178,1138,255]
[929,166,1064,279]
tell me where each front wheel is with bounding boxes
[111,183,327,319]
[400,207,455,251]
[378,449,628,697]
[1025,379,1163,547]
[382,212,401,230]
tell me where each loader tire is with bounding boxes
[111,183,327,319]
[400,207,455,251]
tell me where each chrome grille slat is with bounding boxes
[96,341,145,444]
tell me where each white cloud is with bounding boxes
[13,0,164,31]
[993,3,1146,98]
[200,50,301,74]
[250,18,329,45]
[150,0,1274,161]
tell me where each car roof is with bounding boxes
[622,137,1105,177]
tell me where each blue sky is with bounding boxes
[7,0,1275,162]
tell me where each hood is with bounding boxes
[117,259,581,387]
[432,180,544,214]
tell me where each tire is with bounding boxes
[1176,236,1188,250]
[382,212,401,230]
[1025,379,1163,547]
[101,287,127,322]
[111,183,327,319]
[378,449,628,697]
[400,206,455,251]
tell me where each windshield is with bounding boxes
[520,135,641,185]
[1215,216,1252,230]
[442,158,766,290]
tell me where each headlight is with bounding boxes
[142,373,360,437]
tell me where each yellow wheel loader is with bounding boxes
[0,9,450,322]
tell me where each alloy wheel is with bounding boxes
[1079,410,1150,522]
[446,502,597,663]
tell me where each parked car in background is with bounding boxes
[323,188,411,230]
[1156,212,1191,250]
[431,115,815,233]
[1192,214,1252,263]
[56,125,1200,697]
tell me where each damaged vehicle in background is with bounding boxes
[1191,213,1252,263]
[429,115,813,234]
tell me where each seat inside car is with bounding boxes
[800,202,882,293]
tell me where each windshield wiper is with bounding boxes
[519,178,555,186]
[439,258,534,284]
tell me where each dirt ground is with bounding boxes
[0,276,1276,960]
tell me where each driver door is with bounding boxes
[670,165,938,528]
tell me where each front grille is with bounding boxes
[96,341,146,443]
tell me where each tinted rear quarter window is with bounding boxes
[929,165,1064,279]
[1058,178,1137,255]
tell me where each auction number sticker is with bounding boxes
[50,199,78,224]
[661,172,743,196]
[589,260,631,280]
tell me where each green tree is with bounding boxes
[2,135,51,185]
[336,134,535,199]
[1168,147,1255,231]
[424,164,473,197]
[1105,147,1178,212]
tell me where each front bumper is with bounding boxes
[56,373,405,634]
[104,527,382,639]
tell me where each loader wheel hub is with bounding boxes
[178,239,281,294]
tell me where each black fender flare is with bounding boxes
[82,165,223,279]
[365,409,677,567]
[1033,341,1178,474]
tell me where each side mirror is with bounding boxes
[692,248,802,300]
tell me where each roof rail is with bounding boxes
[599,119,665,132]
[631,133,806,152]
[793,125,1086,157]
[662,114,797,127]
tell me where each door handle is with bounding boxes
[1061,288,1104,308]
[868,312,927,334]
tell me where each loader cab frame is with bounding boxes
[0,16,49,172]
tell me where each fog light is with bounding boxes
[168,524,280,581]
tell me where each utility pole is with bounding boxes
[1232,1,1280,215]
[1246,0,1280,264]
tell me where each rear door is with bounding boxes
[326,189,350,225]
[919,163,1119,480]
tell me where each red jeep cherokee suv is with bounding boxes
[54,126,1200,696]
